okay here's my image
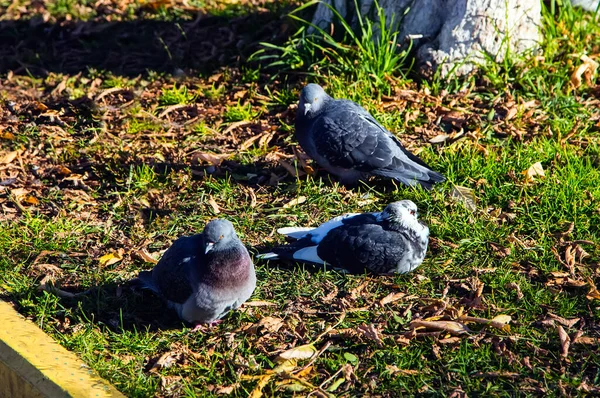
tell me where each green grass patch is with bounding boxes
[1,0,600,396]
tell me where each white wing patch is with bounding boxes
[304,213,362,243]
[277,213,362,242]
[277,227,315,240]
[292,246,325,264]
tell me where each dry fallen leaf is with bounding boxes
[148,350,185,373]
[586,277,600,301]
[276,344,317,362]
[134,248,159,264]
[356,324,384,346]
[438,336,462,344]
[505,282,524,300]
[216,384,237,395]
[380,292,406,306]
[557,325,570,358]
[385,365,420,376]
[460,315,511,332]
[0,131,15,140]
[22,195,39,206]
[244,359,298,398]
[522,162,545,183]
[99,249,124,267]
[234,89,247,100]
[473,371,520,379]
[547,313,580,328]
[489,242,511,258]
[55,165,72,176]
[546,275,587,288]
[194,152,232,166]
[208,196,221,214]
[564,245,576,270]
[505,106,518,121]
[0,150,18,164]
[429,133,450,144]
[571,54,599,88]
[410,320,470,335]
[449,185,476,212]
[244,300,277,307]
[573,335,600,345]
[239,133,264,151]
[282,196,306,209]
[250,316,285,334]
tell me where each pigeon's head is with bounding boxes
[378,200,428,234]
[381,200,419,220]
[203,219,237,254]
[298,83,330,117]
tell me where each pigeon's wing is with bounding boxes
[311,106,394,171]
[316,224,406,274]
[302,212,375,242]
[259,212,383,263]
[313,101,445,188]
[151,235,202,304]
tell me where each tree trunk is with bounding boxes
[310,0,544,77]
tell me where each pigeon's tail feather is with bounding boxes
[256,252,279,260]
[374,165,445,190]
[277,226,314,239]
[257,243,325,266]
[131,270,158,292]
[425,169,446,183]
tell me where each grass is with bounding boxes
[253,0,411,95]
[1,0,600,397]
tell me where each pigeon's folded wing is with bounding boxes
[152,236,200,304]
[317,224,406,274]
[313,105,443,186]
[312,108,395,171]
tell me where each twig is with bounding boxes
[312,311,346,343]
[318,365,345,389]
[158,103,197,118]
[8,194,28,213]
[222,120,252,143]
[293,341,331,375]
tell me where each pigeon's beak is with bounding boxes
[303,103,312,115]
[205,242,215,254]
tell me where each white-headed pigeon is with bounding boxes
[258,200,429,274]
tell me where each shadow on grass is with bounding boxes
[0,10,287,77]
[63,281,193,332]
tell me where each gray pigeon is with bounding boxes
[258,200,429,274]
[135,219,256,330]
[296,83,445,189]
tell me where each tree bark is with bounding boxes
[310,0,544,77]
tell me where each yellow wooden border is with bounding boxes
[0,300,125,398]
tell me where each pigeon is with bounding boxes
[134,219,256,330]
[258,200,429,274]
[295,83,445,189]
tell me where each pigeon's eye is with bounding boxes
[409,210,416,216]
[219,235,224,240]
[314,97,318,102]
